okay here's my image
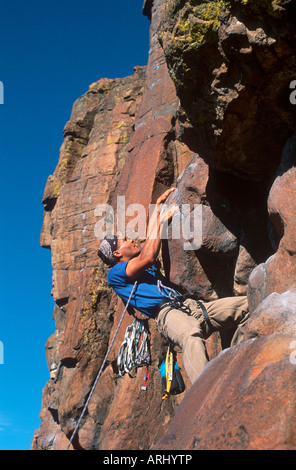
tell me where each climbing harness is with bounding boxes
[158,279,213,330]
[65,280,138,451]
[117,318,151,379]
[159,344,185,400]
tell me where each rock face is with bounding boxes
[32,0,296,450]
[154,334,296,450]
[159,0,296,181]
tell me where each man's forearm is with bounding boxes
[125,188,176,279]
[139,204,162,264]
[140,196,178,263]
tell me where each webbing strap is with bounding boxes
[195,300,213,332]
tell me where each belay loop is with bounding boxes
[117,318,151,381]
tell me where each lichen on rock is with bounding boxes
[163,0,230,47]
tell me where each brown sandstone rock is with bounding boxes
[247,135,296,311]
[244,290,296,340]
[158,0,296,181]
[154,334,296,450]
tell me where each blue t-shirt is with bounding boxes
[107,262,180,318]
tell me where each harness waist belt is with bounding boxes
[153,296,184,316]
[154,297,213,332]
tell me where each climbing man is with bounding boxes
[97,188,249,384]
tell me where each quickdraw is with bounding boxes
[117,318,151,382]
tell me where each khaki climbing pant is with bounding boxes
[156,296,249,384]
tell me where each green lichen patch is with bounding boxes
[79,267,113,359]
[47,138,84,200]
[175,1,230,45]
[48,156,70,199]
[162,0,231,50]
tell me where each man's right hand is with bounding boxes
[126,187,176,280]
[156,187,176,206]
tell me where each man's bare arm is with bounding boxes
[126,188,176,280]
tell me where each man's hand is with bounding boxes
[160,203,179,226]
[126,187,176,280]
[156,187,176,206]
[157,188,177,225]
[148,187,177,238]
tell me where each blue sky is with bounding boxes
[0,0,150,450]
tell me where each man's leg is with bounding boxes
[156,304,208,384]
[156,296,249,384]
[194,296,249,344]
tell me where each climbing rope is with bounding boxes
[65,281,138,451]
[157,279,192,315]
[117,318,150,378]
